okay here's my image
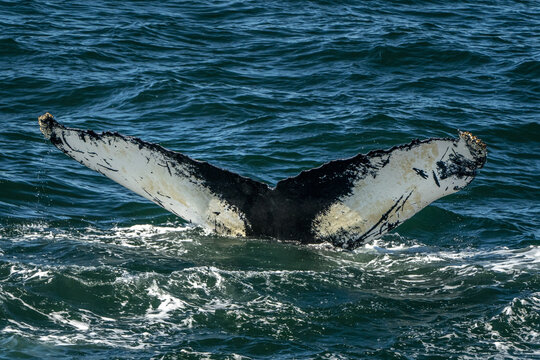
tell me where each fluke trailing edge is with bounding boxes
[38,113,487,249]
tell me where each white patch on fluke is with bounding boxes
[312,134,484,248]
[40,113,247,236]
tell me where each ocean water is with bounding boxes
[1,0,539,358]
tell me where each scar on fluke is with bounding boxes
[432,171,441,187]
[413,167,429,179]
[38,113,487,249]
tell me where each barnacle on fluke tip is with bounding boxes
[38,112,57,140]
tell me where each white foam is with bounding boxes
[80,308,116,322]
[183,266,226,295]
[177,349,214,359]
[471,292,540,359]
[50,311,90,331]
[10,223,539,278]
[488,246,539,273]
[145,280,187,320]
[6,319,38,331]
[347,235,540,277]
[4,292,52,320]
[362,238,424,253]
[110,223,192,239]
[26,269,51,281]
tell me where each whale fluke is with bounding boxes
[38,113,486,249]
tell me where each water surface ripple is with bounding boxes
[1,0,539,359]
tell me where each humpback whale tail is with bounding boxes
[38,113,486,249]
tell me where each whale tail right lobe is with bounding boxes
[272,133,486,248]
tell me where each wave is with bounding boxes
[0,221,538,358]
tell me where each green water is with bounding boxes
[1,0,538,358]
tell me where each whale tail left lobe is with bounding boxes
[38,112,267,237]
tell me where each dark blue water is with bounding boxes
[1,0,539,358]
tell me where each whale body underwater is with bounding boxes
[38,113,487,249]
